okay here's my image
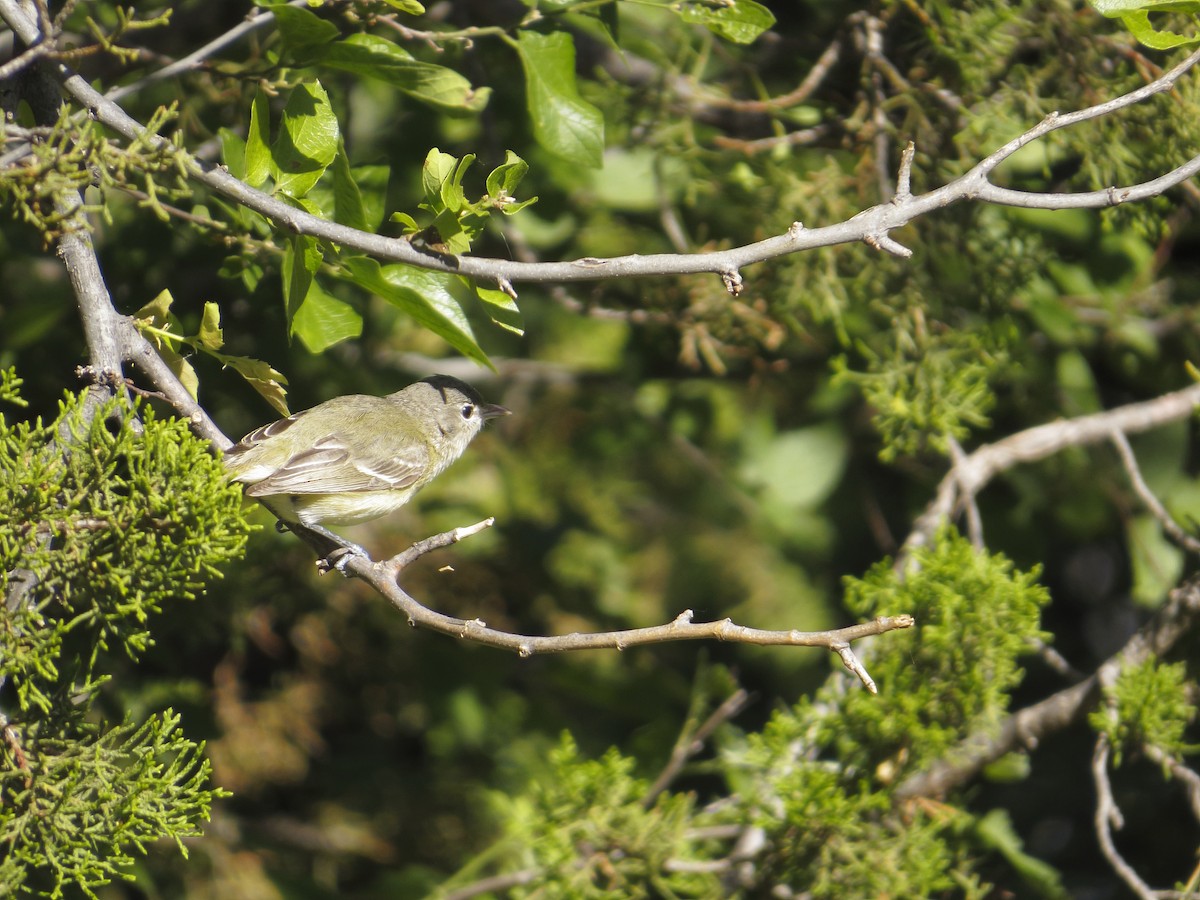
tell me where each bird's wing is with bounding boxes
[244,433,429,496]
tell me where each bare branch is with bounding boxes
[1093,736,1159,900]
[644,688,753,806]
[1142,742,1200,822]
[330,530,913,693]
[3,0,1197,291]
[902,381,1200,562]
[103,1,308,103]
[894,575,1200,801]
[1110,429,1200,554]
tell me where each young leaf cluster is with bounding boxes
[134,290,290,416]
[0,106,190,239]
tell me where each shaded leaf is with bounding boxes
[342,257,491,367]
[317,34,489,112]
[290,281,363,353]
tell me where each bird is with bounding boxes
[224,374,509,561]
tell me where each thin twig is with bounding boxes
[902,381,1200,564]
[1142,742,1200,823]
[335,531,913,693]
[1110,429,1200,554]
[643,688,753,805]
[1092,736,1159,900]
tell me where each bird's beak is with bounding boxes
[480,403,510,420]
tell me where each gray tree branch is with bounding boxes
[2,0,1198,295]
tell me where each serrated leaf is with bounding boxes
[515,30,604,168]
[271,80,340,199]
[245,87,272,188]
[219,354,290,416]
[342,257,491,367]
[1118,10,1200,48]
[675,0,776,44]
[197,302,223,351]
[316,33,490,112]
[290,280,363,353]
[474,284,524,336]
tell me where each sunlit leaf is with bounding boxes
[271,80,340,199]
[515,30,604,168]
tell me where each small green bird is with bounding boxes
[224,374,509,557]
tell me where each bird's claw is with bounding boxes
[316,544,368,575]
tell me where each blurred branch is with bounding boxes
[1092,735,1159,900]
[894,575,1200,801]
[644,688,753,806]
[3,0,1198,296]
[333,525,913,694]
[1109,429,1200,554]
[901,381,1200,564]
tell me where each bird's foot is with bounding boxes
[316,542,370,575]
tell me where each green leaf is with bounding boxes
[282,234,323,334]
[1088,0,1200,47]
[1128,513,1184,607]
[422,148,460,214]
[316,33,490,112]
[975,809,1068,899]
[218,354,290,416]
[271,80,340,199]
[740,424,849,509]
[380,0,425,11]
[134,288,176,326]
[486,151,536,214]
[218,128,246,181]
[245,87,272,189]
[442,154,476,214]
[1118,10,1200,48]
[197,302,223,351]
[331,140,368,232]
[390,211,420,232]
[342,257,491,367]
[515,30,604,168]
[290,281,363,353]
[271,4,340,63]
[474,284,524,336]
[675,0,776,44]
[350,163,390,232]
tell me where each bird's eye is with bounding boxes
[461,403,475,420]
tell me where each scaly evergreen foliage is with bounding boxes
[0,387,250,896]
